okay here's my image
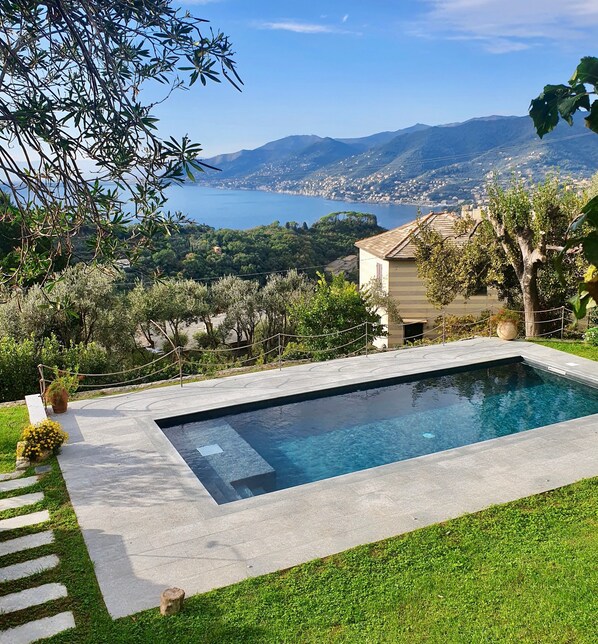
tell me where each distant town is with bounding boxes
[202,115,595,207]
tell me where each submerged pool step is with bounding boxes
[193,422,275,490]
[163,420,276,503]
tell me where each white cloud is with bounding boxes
[414,0,598,53]
[256,20,358,35]
[258,21,335,34]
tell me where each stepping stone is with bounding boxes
[0,611,75,644]
[0,471,24,482]
[0,531,54,558]
[34,465,52,475]
[0,492,44,512]
[0,476,38,494]
[0,582,67,613]
[0,554,59,582]
[0,510,50,532]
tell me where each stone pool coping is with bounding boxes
[55,339,598,618]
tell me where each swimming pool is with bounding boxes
[158,358,598,504]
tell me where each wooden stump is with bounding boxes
[160,587,185,616]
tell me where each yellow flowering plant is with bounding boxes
[19,420,69,460]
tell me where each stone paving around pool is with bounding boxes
[53,339,598,618]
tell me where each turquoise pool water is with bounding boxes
[160,360,598,503]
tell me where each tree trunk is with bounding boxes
[141,326,154,348]
[521,264,541,338]
[203,317,215,345]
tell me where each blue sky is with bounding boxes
[156,0,598,157]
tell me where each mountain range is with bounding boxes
[201,116,598,205]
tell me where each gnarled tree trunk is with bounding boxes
[486,212,544,338]
[520,263,541,338]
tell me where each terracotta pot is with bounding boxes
[496,320,518,341]
[48,388,68,414]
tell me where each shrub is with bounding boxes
[0,336,39,402]
[491,308,521,325]
[584,327,598,346]
[290,272,383,361]
[19,420,69,460]
[281,341,310,361]
[193,330,215,349]
[167,331,189,349]
[59,342,113,376]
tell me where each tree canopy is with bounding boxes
[289,272,385,360]
[529,56,598,316]
[415,177,583,337]
[0,0,240,285]
[126,213,383,284]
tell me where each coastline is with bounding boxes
[164,184,433,230]
[198,182,444,210]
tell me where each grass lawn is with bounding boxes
[1,408,597,643]
[0,404,29,472]
[530,339,598,361]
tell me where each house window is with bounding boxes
[376,262,383,281]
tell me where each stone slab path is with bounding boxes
[0,510,49,532]
[0,555,59,583]
[0,583,67,613]
[0,476,38,494]
[0,531,54,557]
[0,468,76,642]
[0,492,43,512]
[0,471,25,482]
[0,612,75,644]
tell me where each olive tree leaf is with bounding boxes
[0,1,242,286]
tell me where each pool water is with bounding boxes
[160,360,598,503]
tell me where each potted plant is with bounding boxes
[44,368,80,414]
[492,309,520,341]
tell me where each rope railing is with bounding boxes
[532,327,568,338]
[280,321,371,340]
[289,333,368,354]
[37,348,178,381]
[75,362,177,389]
[36,305,578,396]
[185,333,283,354]
[185,345,282,370]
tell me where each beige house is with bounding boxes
[355,211,500,347]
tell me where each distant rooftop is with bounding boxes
[325,254,358,275]
[355,211,462,260]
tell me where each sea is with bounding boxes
[163,185,426,230]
